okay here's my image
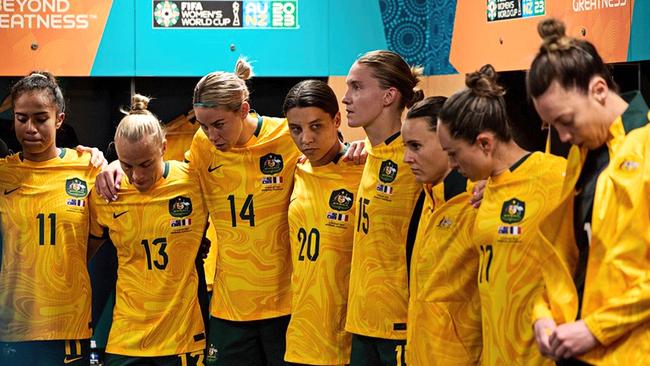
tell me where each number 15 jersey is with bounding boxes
[346,132,422,340]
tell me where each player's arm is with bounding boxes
[581,155,650,348]
[95,160,124,202]
[551,140,650,358]
[532,282,557,359]
[75,145,108,168]
[341,140,368,165]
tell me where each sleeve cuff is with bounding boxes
[583,314,608,346]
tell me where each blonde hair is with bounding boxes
[115,94,165,147]
[356,50,424,109]
[193,57,253,111]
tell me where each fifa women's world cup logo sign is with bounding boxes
[154,1,180,27]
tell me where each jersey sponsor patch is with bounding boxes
[500,198,525,223]
[65,178,88,197]
[379,160,398,183]
[169,196,193,217]
[329,189,353,211]
[208,164,223,173]
[4,186,19,195]
[260,153,284,174]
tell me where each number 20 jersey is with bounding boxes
[285,157,363,365]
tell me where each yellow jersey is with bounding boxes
[345,132,422,340]
[535,92,650,365]
[187,114,300,321]
[285,154,364,365]
[163,111,199,162]
[0,148,99,341]
[89,161,208,356]
[160,112,217,293]
[475,151,565,365]
[407,170,482,365]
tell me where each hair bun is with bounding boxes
[234,57,254,81]
[407,88,425,108]
[538,18,571,52]
[129,94,151,114]
[465,64,504,98]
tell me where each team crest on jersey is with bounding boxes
[169,196,193,217]
[619,159,640,172]
[379,160,398,183]
[500,198,525,223]
[329,189,353,211]
[260,153,284,175]
[207,343,218,362]
[437,216,452,229]
[65,178,88,197]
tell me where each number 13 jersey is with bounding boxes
[89,161,208,356]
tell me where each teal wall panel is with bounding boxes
[628,0,650,62]
[91,0,136,76]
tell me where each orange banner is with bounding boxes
[0,0,113,76]
[450,0,633,73]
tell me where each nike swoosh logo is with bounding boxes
[63,356,83,364]
[4,187,19,195]
[208,164,223,173]
[113,211,128,219]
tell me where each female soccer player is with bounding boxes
[0,72,103,366]
[342,50,424,366]
[89,94,208,366]
[528,19,650,365]
[189,59,302,366]
[437,64,566,366]
[95,59,366,366]
[282,80,364,366]
[402,96,482,365]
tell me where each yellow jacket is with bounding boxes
[534,91,650,365]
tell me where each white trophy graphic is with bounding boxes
[233,2,240,26]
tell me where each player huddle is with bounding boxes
[1,17,649,366]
